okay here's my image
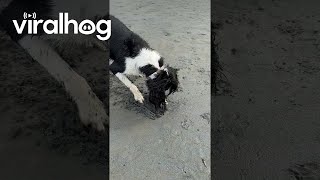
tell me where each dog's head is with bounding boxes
[146,66,179,112]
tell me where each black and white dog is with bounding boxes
[0,0,108,131]
[109,15,179,112]
[1,0,178,134]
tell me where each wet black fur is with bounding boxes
[146,66,179,112]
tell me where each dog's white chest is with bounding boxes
[123,48,161,76]
[123,59,141,75]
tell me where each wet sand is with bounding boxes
[0,31,108,179]
[110,0,211,179]
[213,0,320,179]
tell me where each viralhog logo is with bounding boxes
[12,12,111,41]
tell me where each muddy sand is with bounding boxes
[0,0,110,179]
[110,0,211,179]
[213,0,320,179]
[0,30,108,179]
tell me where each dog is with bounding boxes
[0,0,108,131]
[109,15,179,112]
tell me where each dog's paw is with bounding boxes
[130,85,144,103]
[77,91,108,131]
[134,92,144,103]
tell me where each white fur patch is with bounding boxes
[164,67,169,75]
[165,89,170,96]
[109,59,114,65]
[148,71,158,79]
[123,48,161,76]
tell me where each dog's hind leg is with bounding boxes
[115,73,144,104]
[18,35,108,131]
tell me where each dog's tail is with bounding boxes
[0,0,53,41]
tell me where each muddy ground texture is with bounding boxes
[0,29,108,179]
[213,0,320,179]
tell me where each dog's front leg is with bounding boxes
[18,35,108,131]
[115,73,144,103]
